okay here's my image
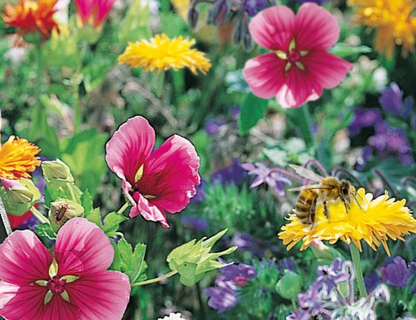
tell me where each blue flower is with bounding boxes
[381,256,409,288]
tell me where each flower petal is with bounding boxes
[249,6,295,50]
[276,67,322,108]
[302,50,353,89]
[243,53,287,99]
[94,0,117,27]
[144,135,200,215]
[0,230,52,285]
[54,218,114,276]
[0,282,53,320]
[131,192,169,228]
[74,0,94,24]
[105,116,155,186]
[65,271,130,320]
[295,3,340,50]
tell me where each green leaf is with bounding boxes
[35,223,57,240]
[80,191,93,217]
[239,93,269,134]
[329,43,372,58]
[117,238,147,283]
[86,208,102,227]
[103,212,128,237]
[110,239,122,270]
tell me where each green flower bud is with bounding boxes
[276,270,303,300]
[167,229,237,286]
[49,199,84,232]
[0,179,41,216]
[42,159,74,183]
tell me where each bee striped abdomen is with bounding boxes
[295,189,319,224]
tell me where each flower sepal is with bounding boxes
[0,178,41,216]
[167,229,237,286]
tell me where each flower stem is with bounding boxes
[349,242,367,298]
[117,202,130,215]
[35,38,43,109]
[285,105,314,149]
[131,270,178,287]
[31,206,50,225]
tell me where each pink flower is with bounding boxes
[243,4,353,108]
[0,218,130,320]
[105,116,200,228]
[74,0,117,28]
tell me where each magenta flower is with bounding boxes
[74,0,117,28]
[105,116,200,228]
[243,4,353,108]
[0,218,130,320]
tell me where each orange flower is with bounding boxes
[0,136,41,180]
[2,0,59,39]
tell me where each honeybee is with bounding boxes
[288,164,358,226]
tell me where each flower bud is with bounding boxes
[276,270,303,300]
[187,6,199,29]
[49,199,84,231]
[208,0,230,25]
[0,178,41,216]
[42,159,74,183]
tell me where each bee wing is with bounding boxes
[289,164,325,182]
[287,184,329,192]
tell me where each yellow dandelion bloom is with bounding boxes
[348,0,416,59]
[118,33,211,75]
[0,136,41,180]
[278,188,416,256]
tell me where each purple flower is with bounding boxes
[312,258,350,295]
[364,270,381,293]
[204,262,257,313]
[379,82,412,117]
[243,0,269,17]
[181,216,208,231]
[277,258,296,273]
[369,125,414,165]
[204,285,237,313]
[240,162,291,197]
[230,105,241,119]
[381,256,409,287]
[211,158,246,185]
[287,288,326,320]
[204,118,225,136]
[348,108,383,134]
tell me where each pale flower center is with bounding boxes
[275,38,309,73]
[35,260,79,305]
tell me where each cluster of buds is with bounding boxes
[187,0,276,49]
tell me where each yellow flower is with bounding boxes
[0,136,41,180]
[118,33,211,75]
[278,188,416,256]
[348,0,416,60]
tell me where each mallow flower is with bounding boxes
[74,0,117,29]
[105,116,200,228]
[243,3,353,108]
[0,218,130,320]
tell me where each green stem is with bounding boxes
[350,242,367,299]
[285,105,314,150]
[131,270,178,287]
[31,206,50,225]
[117,202,130,215]
[35,38,43,109]
[291,297,297,310]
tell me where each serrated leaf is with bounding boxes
[239,93,269,134]
[81,191,93,216]
[131,243,147,283]
[86,208,102,227]
[35,223,57,240]
[103,212,128,237]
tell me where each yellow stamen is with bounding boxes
[276,50,288,60]
[135,165,144,183]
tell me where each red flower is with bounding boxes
[105,116,200,228]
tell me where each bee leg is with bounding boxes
[339,196,349,214]
[323,200,329,218]
[310,197,317,226]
